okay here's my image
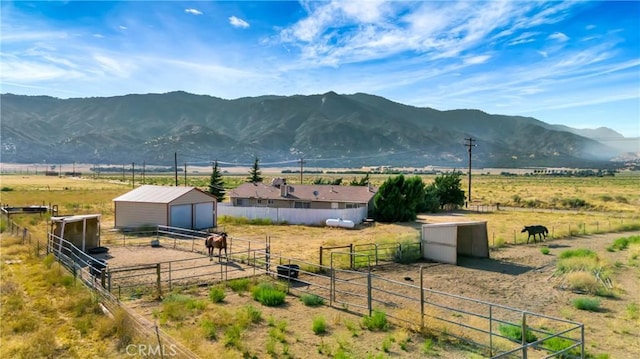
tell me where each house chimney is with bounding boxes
[280,184,288,197]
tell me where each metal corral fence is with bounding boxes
[45,232,198,358]
[319,242,421,268]
[42,222,584,358]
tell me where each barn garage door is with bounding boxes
[194,202,214,229]
[170,204,192,229]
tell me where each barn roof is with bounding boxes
[113,185,214,204]
[228,182,377,203]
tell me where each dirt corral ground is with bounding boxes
[117,229,639,358]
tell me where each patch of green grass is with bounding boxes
[610,235,640,251]
[541,336,581,358]
[572,297,601,311]
[223,324,243,349]
[252,282,286,306]
[362,310,389,331]
[226,278,252,293]
[200,318,217,340]
[312,315,327,335]
[559,248,597,259]
[422,338,435,354]
[208,286,226,303]
[237,304,262,326]
[300,293,325,307]
[626,303,639,320]
[498,323,538,343]
[540,247,550,255]
[381,336,392,352]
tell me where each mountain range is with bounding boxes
[1,91,637,169]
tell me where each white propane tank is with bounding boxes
[325,218,355,229]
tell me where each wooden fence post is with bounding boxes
[156,263,162,299]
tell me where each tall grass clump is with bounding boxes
[252,282,286,306]
[209,286,226,303]
[300,293,325,307]
[312,315,327,335]
[541,336,581,357]
[200,318,217,340]
[158,293,206,322]
[362,310,389,331]
[565,272,599,294]
[237,304,262,326]
[572,297,601,311]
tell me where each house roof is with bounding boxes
[228,183,377,203]
[113,185,215,204]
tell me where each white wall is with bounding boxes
[217,204,367,226]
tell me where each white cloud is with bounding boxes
[548,32,569,42]
[464,55,491,65]
[119,25,127,30]
[185,8,203,16]
[229,16,249,29]
[538,50,548,58]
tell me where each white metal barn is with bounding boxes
[113,185,217,230]
[421,221,489,265]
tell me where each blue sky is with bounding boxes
[1,1,639,138]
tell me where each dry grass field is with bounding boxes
[1,172,640,358]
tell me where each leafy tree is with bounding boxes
[373,175,424,222]
[208,160,225,202]
[427,171,465,210]
[247,157,263,183]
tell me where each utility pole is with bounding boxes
[184,162,187,186]
[142,161,146,185]
[174,152,178,186]
[299,157,306,183]
[132,162,135,188]
[464,137,477,206]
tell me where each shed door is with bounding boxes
[194,202,214,229]
[421,226,458,265]
[170,204,192,229]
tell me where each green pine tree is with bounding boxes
[247,157,263,183]
[208,160,225,202]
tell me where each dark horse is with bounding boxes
[521,225,549,244]
[205,232,228,260]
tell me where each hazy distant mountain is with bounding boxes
[0,91,631,168]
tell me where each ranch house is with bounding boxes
[113,185,217,230]
[228,179,377,211]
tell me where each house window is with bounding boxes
[294,202,310,209]
[237,199,248,206]
[331,202,339,209]
[346,203,359,209]
[268,199,274,205]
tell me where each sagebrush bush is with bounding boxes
[226,278,252,292]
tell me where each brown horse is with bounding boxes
[205,232,228,260]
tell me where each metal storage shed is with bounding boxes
[50,214,101,252]
[113,185,217,230]
[421,221,489,265]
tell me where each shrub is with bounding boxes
[498,323,537,343]
[362,310,389,331]
[223,325,243,349]
[540,247,550,255]
[1,186,14,191]
[610,235,640,251]
[237,305,262,326]
[422,338,435,354]
[626,303,639,320]
[300,293,325,307]
[209,286,226,303]
[252,282,286,306]
[312,316,327,335]
[572,297,601,311]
